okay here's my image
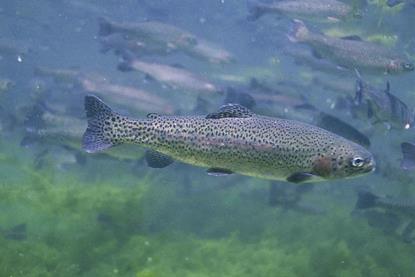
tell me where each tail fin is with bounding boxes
[355,190,378,209]
[82,95,118,153]
[98,17,113,36]
[288,19,309,42]
[117,51,134,72]
[246,1,266,21]
[401,142,415,170]
[117,61,133,72]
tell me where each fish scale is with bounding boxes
[83,95,375,183]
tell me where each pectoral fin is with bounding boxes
[206,103,253,119]
[207,168,233,176]
[341,35,363,41]
[286,172,319,183]
[145,149,174,168]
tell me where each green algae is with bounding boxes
[1,138,415,276]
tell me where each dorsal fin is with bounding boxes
[206,104,253,119]
[341,35,362,41]
[147,113,160,119]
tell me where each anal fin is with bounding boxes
[145,149,174,168]
[207,168,233,176]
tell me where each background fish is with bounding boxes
[247,0,352,21]
[354,75,414,129]
[289,19,414,74]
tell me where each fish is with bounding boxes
[0,223,27,241]
[82,95,375,183]
[289,19,414,74]
[118,57,221,94]
[386,0,415,7]
[356,190,415,216]
[99,33,174,57]
[247,0,352,21]
[401,142,415,170]
[354,74,414,129]
[184,38,234,64]
[283,46,349,75]
[98,17,197,50]
[98,17,233,64]
[222,79,370,148]
[34,66,175,115]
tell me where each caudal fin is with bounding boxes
[82,95,117,153]
[98,17,113,37]
[246,1,266,21]
[355,190,378,209]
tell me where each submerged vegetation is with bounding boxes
[1,138,414,277]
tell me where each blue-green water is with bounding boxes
[1,0,415,276]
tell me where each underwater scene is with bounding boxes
[2,0,415,276]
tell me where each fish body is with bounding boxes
[118,58,220,94]
[284,46,349,74]
[354,77,413,129]
[99,33,174,57]
[82,95,375,183]
[290,20,414,74]
[98,17,197,50]
[248,0,351,21]
[185,39,234,64]
[98,17,233,64]
[356,191,415,216]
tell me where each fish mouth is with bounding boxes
[364,158,376,173]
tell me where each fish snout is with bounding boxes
[401,62,415,72]
[364,156,376,173]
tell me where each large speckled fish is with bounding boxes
[82,95,375,183]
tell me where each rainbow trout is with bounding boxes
[289,20,414,74]
[82,95,375,183]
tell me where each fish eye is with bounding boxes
[351,157,364,167]
[402,62,414,71]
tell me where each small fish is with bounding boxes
[118,56,221,94]
[386,0,415,7]
[0,223,27,241]
[99,33,174,57]
[34,66,174,114]
[247,0,352,21]
[401,142,415,170]
[284,46,349,74]
[184,38,234,64]
[354,74,414,129]
[82,95,375,183]
[387,0,404,7]
[98,17,197,50]
[289,19,414,74]
[356,190,415,216]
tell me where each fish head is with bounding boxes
[313,142,375,180]
[387,59,414,73]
